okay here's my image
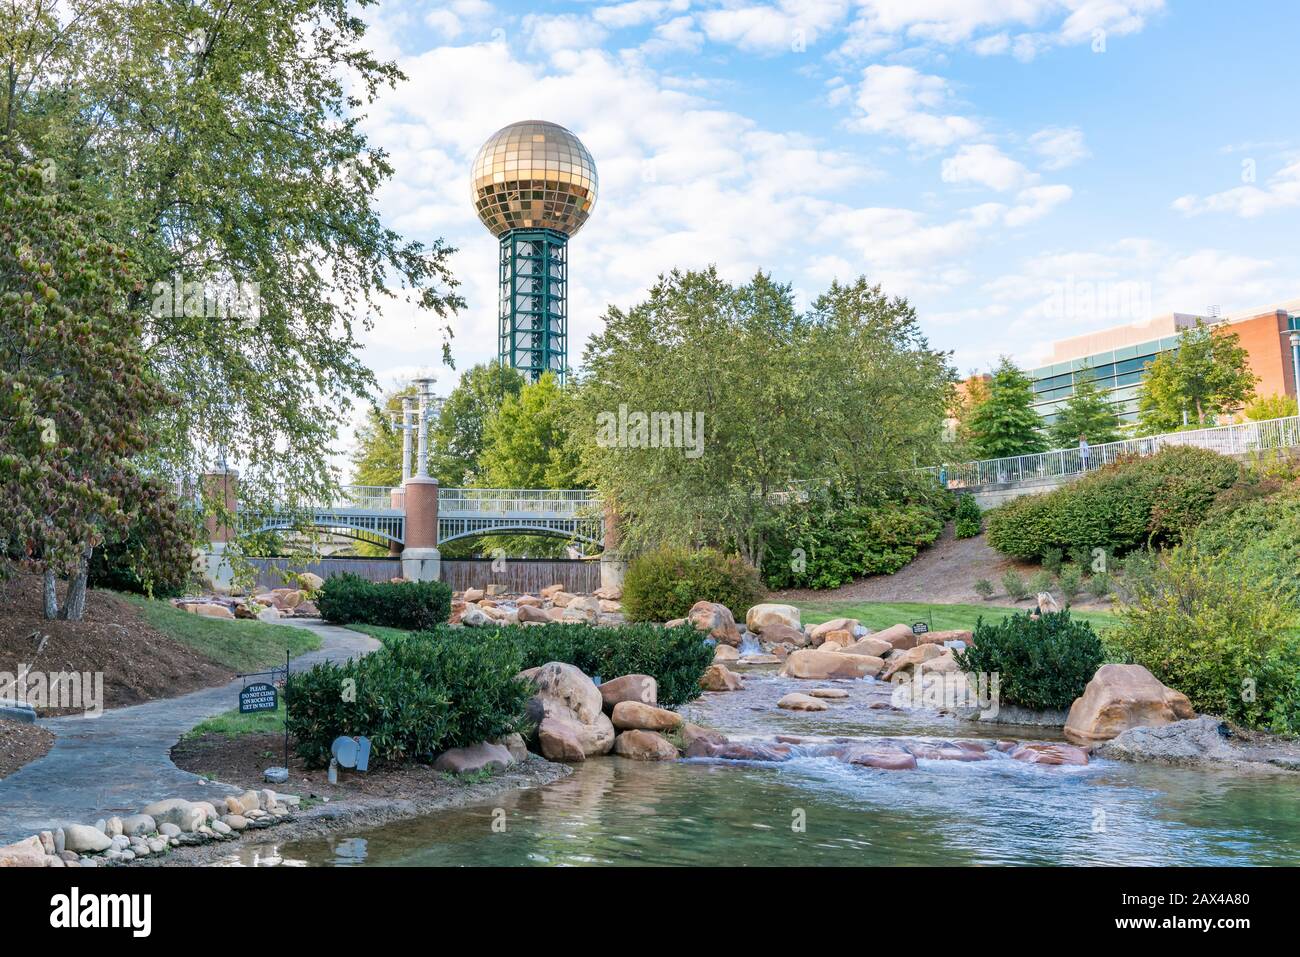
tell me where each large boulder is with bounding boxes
[1064,664,1195,746]
[840,637,892,658]
[713,644,739,662]
[613,729,679,761]
[780,649,882,680]
[0,835,48,867]
[745,603,801,634]
[433,741,514,774]
[521,662,615,757]
[299,572,325,592]
[140,799,205,833]
[872,623,917,651]
[193,603,234,620]
[681,723,727,751]
[1096,715,1238,768]
[761,623,809,647]
[62,824,112,853]
[809,618,859,646]
[459,605,493,627]
[916,629,973,647]
[611,700,682,732]
[561,596,601,624]
[879,643,947,680]
[699,663,744,692]
[517,603,551,624]
[837,744,917,771]
[537,716,608,762]
[777,692,828,712]
[599,674,657,711]
[1009,742,1089,766]
[687,601,742,645]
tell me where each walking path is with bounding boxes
[0,620,378,845]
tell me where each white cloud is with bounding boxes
[701,0,850,52]
[942,143,1035,191]
[523,14,610,56]
[1029,126,1090,169]
[1004,184,1073,226]
[1172,161,1300,219]
[593,0,690,29]
[847,64,980,147]
[640,15,705,55]
[425,0,495,41]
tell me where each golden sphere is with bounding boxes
[471,120,598,238]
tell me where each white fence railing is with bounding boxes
[929,415,1300,490]
[438,488,599,516]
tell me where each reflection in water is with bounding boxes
[223,670,1300,867]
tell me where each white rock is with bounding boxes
[120,814,155,837]
[105,817,123,837]
[211,820,232,836]
[62,824,112,853]
[158,823,181,837]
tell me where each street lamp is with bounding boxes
[413,377,435,478]
[392,395,417,482]
[1289,331,1300,407]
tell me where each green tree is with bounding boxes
[1243,393,1298,421]
[1047,365,1123,448]
[429,362,525,486]
[0,160,179,619]
[350,385,417,489]
[967,358,1047,458]
[3,0,463,517]
[1136,322,1258,433]
[571,269,953,570]
[481,373,581,489]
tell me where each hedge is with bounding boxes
[955,610,1105,711]
[623,546,765,623]
[316,573,452,630]
[985,447,1242,561]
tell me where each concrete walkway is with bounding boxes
[0,620,378,845]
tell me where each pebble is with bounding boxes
[158,823,181,837]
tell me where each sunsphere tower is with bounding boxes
[471,120,598,384]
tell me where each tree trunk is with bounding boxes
[42,567,59,620]
[59,545,93,622]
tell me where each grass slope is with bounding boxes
[119,594,321,671]
[184,701,287,740]
[796,599,1118,634]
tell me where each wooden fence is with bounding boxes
[247,556,600,594]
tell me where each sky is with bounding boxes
[342,0,1300,468]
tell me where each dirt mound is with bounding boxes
[0,721,53,779]
[0,574,232,715]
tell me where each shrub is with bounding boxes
[955,611,1105,711]
[986,447,1242,561]
[1107,546,1300,734]
[954,494,982,539]
[623,546,765,623]
[1041,546,1064,575]
[1084,571,1112,601]
[973,578,995,601]
[1191,490,1300,603]
[316,573,452,630]
[1057,565,1083,601]
[87,479,196,597]
[1001,569,1030,601]
[285,630,530,766]
[760,494,945,590]
[1028,570,1054,595]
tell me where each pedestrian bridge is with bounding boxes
[248,487,605,549]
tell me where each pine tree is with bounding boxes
[967,358,1047,458]
[1048,366,1123,448]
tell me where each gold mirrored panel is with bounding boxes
[471,120,598,237]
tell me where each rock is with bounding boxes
[870,623,916,651]
[699,663,744,691]
[464,587,485,602]
[916,629,973,647]
[495,732,529,764]
[807,688,849,699]
[486,583,507,596]
[599,674,658,711]
[1010,742,1089,766]
[738,653,780,665]
[681,723,727,751]
[219,814,249,831]
[120,815,155,837]
[62,824,112,853]
[809,618,859,645]
[537,716,589,762]
[54,828,64,854]
[761,623,809,647]
[433,741,513,774]
[110,835,130,851]
[211,820,232,836]
[158,823,181,838]
[104,817,122,838]
[517,603,551,624]
[237,790,261,814]
[193,801,219,822]
[516,594,543,607]
[264,767,289,784]
[594,584,623,601]
[299,572,325,591]
[540,584,565,599]
[1064,664,1195,746]
[687,739,791,762]
[38,831,55,855]
[521,662,615,756]
[550,591,578,607]
[256,604,281,622]
[297,600,320,617]
[147,839,166,854]
[778,692,829,711]
[460,605,493,627]
[820,629,853,649]
[780,649,883,680]
[879,643,947,680]
[840,637,892,658]
[613,729,679,760]
[713,644,739,662]
[745,603,801,634]
[58,849,79,863]
[193,603,235,620]
[544,606,567,622]
[908,741,990,762]
[838,745,918,771]
[687,601,742,645]
[598,599,622,613]
[141,799,206,832]
[665,618,686,628]
[1097,715,1238,767]
[258,789,278,810]
[0,835,47,867]
[561,596,601,624]
[611,700,682,732]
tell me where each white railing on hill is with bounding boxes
[930,415,1300,490]
[438,488,599,516]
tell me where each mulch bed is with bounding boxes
[0,573,232,715]
[172,732,476,800]
[0,721,54,779]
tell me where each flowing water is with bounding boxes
[223,667,1300,867]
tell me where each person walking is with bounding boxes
[1078,434,1090,470]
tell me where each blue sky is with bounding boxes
[346,0,1299,451]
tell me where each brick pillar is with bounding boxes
[200,470,238,593]
[388,486,404,558]
[599,499,626,592]
[400,476,440,581]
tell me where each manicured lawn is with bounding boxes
[795,599,1119,634]
[183,701,286,740]
[346,623,408,645]
[118,594,321,671]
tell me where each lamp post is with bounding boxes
[414,377,434,478]
[1289,331,1300,406]
[396,395,416,483]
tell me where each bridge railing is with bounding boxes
[927,415,1300,490]
[438,488,600,516]
[330,486,403,511]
